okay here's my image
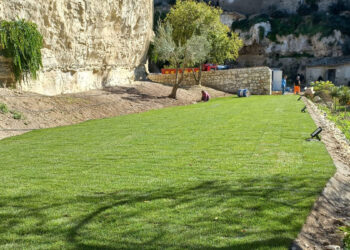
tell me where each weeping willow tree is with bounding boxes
[0,19,43,83]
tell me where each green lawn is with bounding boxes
[0,95,335,249]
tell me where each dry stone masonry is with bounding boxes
[0,0,153,95]
[148,67,272,95]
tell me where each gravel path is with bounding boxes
[293,98,350,250]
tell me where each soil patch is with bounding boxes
[293,98,350,250]
[0,81,230,140]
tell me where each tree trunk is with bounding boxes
[169,65,185,99]
[198,64,203,86]
[192,64,203,86]
[169,83,179,99]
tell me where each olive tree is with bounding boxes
[165,0,243,85]
[152,22,210,98]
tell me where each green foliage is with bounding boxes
[340,226,350,249]
[320,104,350,140]
[0,102,23,119]
[311,81,335,104]
[311,80,335,92]
[166,0,242,64]
[339,86,350,106]
[152,22,210,68]
[0,19,43,82]
[152,21,211,97]
[0,103,9,114]
[10,110,23,120]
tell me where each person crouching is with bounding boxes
[201,90,210,102]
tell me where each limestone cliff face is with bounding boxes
[0,0,153,95]
[238,23,345,58]
[235,22,348,77]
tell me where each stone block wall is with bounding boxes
[148,67,272,95]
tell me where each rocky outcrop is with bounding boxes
[238,24,344,58]
[0,0,153,95]
[235,22,348,77]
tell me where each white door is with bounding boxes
[272,70,283,91]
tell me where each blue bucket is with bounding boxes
[237,89,250,97]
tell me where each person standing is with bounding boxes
[282,75,287,95]
[294,75,301,95]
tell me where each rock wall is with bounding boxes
[0,0,153,95]
[148,67,272,95]
[235,22,348,79]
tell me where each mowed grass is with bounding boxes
[0,95,335,249]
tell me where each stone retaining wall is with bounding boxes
[148,67,272,95]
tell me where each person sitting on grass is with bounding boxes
[201,90,210,102]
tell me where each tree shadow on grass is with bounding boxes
[0,174,330,249]
[66,176,326,249]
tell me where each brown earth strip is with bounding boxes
[293,98,350,250]
[0,81,230,140]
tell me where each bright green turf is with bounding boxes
[0,95,335,249]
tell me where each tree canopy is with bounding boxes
[152,0,243,97]
[166,0,243,65]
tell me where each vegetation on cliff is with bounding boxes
[0,19,43,82]
[232,0,350,46]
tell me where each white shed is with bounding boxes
[306,56,350,87]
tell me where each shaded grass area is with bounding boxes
[0,95,335,249]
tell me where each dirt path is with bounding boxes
[0,81,230,140]
[293,98,350,250]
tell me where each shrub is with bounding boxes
[0,19,43,82]
[311,80,335,92]
[0,103,9,114]
[339,86,350,106]
[330,86,341,111]
[340,227,350,249]
[11,110,23,120]
[311,81,335,102]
